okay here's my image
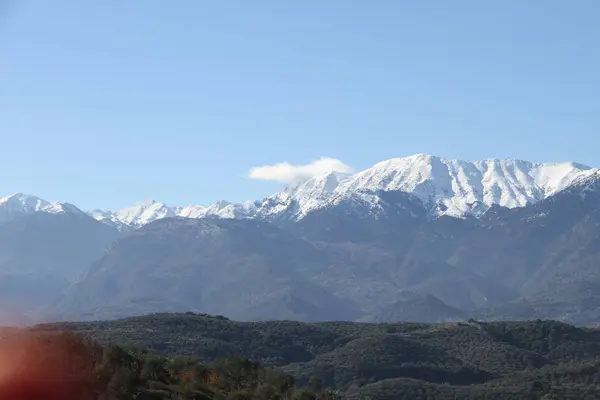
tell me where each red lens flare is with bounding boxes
[0,332,96,400]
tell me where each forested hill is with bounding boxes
[18,313,600,399]
[0,330,338,400]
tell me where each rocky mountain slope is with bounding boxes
[53,218,361,322]
[52,169,600,324]
[3,154,600,325]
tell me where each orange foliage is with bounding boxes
[206,371,221,387]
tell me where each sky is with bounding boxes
[1,0,598,210]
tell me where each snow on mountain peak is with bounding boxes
[92,197,260,228]
[177,205,207,219]
[255,154,599,220]
[254,170,353,220]
[115,200,176,227]
[0,193,81,221]
[16,154,590,229]
[200,200,257,219]
[1,193,49,210]
[362,156,596,216]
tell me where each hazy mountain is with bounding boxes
[0,210,122,323]
[5,155,600,324]
[55,169,600,323]
[54,218,361,322]
[358,292,467,323]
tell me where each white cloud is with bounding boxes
[248,157,354,184]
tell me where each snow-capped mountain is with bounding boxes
[89,199,259,229]
[87,154,599,227]
[90,200,178,229]
[0,193,82,222]
[5,154,600,325]
[250,154,598,221]
[3,155,598,228]
[179,200,258,220]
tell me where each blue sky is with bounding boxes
[1,0,598,210]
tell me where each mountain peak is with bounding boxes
[404,152,437,160]
[371,153,438,169]
[1,192,47,204]
[2,192,28,199]
[213,200,232,208]
[115,200,176,227]
[0,193,80,222]
[138,198,160,207]
[21,154,589,228]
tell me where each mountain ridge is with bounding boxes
[2,154,597,229]
[87,154,600,227]
[53,170,600,324]
[0,193,84,222]
[3,154,600,324]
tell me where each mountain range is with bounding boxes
[5,154,594,228]
[3,154,600,325]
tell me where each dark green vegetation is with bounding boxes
[26,313,600,399]
[0,329,339,400]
